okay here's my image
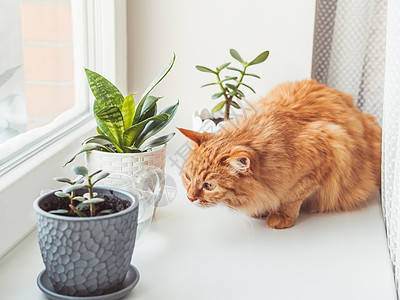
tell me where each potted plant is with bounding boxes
[34,166,139,298]
[194,49,269,132]
[66,53,179,176]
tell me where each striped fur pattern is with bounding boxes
[179,79,382,229]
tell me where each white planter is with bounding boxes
[192,109,226,133]
[85,144,166,176]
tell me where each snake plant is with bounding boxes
[66,54,179,165]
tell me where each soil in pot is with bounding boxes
[39,192,130,217]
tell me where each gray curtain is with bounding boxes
[312,0,387,124]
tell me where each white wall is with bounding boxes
[127,0,316,156]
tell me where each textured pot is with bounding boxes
[33,187,138,297]
[85,144,166,176]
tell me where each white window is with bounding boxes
[0,0,127,257]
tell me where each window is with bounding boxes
[0,0,127,257]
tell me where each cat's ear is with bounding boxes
[228,152,251,173]
[177,128,213,146]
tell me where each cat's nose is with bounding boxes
[187,196,197,202]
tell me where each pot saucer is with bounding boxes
[37,264,139,300]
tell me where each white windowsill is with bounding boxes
[0,174,396,300]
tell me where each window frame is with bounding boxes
[0,0,127,258]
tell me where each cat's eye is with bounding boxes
[185,173,191,181]
[203,182,216,191]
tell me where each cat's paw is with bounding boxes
[266,212,296,229]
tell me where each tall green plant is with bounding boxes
[196,49,269,120]
[66,54,179,165]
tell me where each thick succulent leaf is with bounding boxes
[240,82,256,93]
[200,82,219,88]
[92,172,110,184]
[227,67,243,73]
[63,184,87,193]
[48,209,69,215]
[83,192,98,198]
[138,96,162,122]
[83,198,105,204]
[99,209,114,214]
[76,203,89,211]
[218,62,231,71]
[139,53,176,105]
[231,101,241,109]
[236,89,245,98]
[244,73,261,79]
[73,196,86,202]
[70,205,86,217]
[89,170,102,178]
[248,50,269,66]
[55,191,71,198]
[53,177,72,184]
[211,101,225,113]
[64,142,113,166]
[212,92,224,100]
[122,94,135,130]
[195,65,217,74]
[141,133,175,151]
[136,101,179,146]
[96,106,125,145]
[225,83,238,90]
[73,166,89,176]
[230,49,244,64]
[85,68,124,112]
[123,113,170,147]
[221,77,238,83]
[0,65,20,87]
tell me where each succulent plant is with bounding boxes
[196,49,269,120]
[50,166,111,217]
[65,54,179,165]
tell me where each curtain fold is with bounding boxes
[382,0,400,296]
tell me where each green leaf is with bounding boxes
[96,126,105,135]
[230,49,244,64]
[83,198,105,204]
[55,191,71,198]
[70,205,86,217]
[212,92,224,100]
[72,166,88,176]
[141,133,175,151]
[48,209,69,215]
[139,53,176,106]
[244,73,261,79]
[85,68,124,112]
[76,203,89,211]
[195,65,217,74]
[226,67,243,73]
[221,77,238,83]
[236,89,245,98]
[63,184,86,193]
[72,196,86,202]
[225,83,237,90]
[218,62,231,70]
[200,82,219,88]
[82,135,118,151]
[96,106,125,146]
[54,177,72,184]
[240,82,256,93]
[211,101,225,113]
[248,50,269,66]
[231,101,241,109]
[64,143,113,166]
[138,96,162,122]
[122,94,135,130]
[92,172,110,184]
[99,209,114,215]
[123,113,170,147]
[136,101,179,147]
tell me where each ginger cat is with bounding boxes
[178,79,381,229]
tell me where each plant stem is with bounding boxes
[216,72,232,120]
[235,65,247,91]
[88,178,95,217]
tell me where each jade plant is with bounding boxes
[196,49,269,120]
[66,53,179,165]
[49,166,111,217]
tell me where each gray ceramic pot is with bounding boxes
[33,187,138,297]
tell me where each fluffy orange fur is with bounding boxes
[179,79,382,229]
